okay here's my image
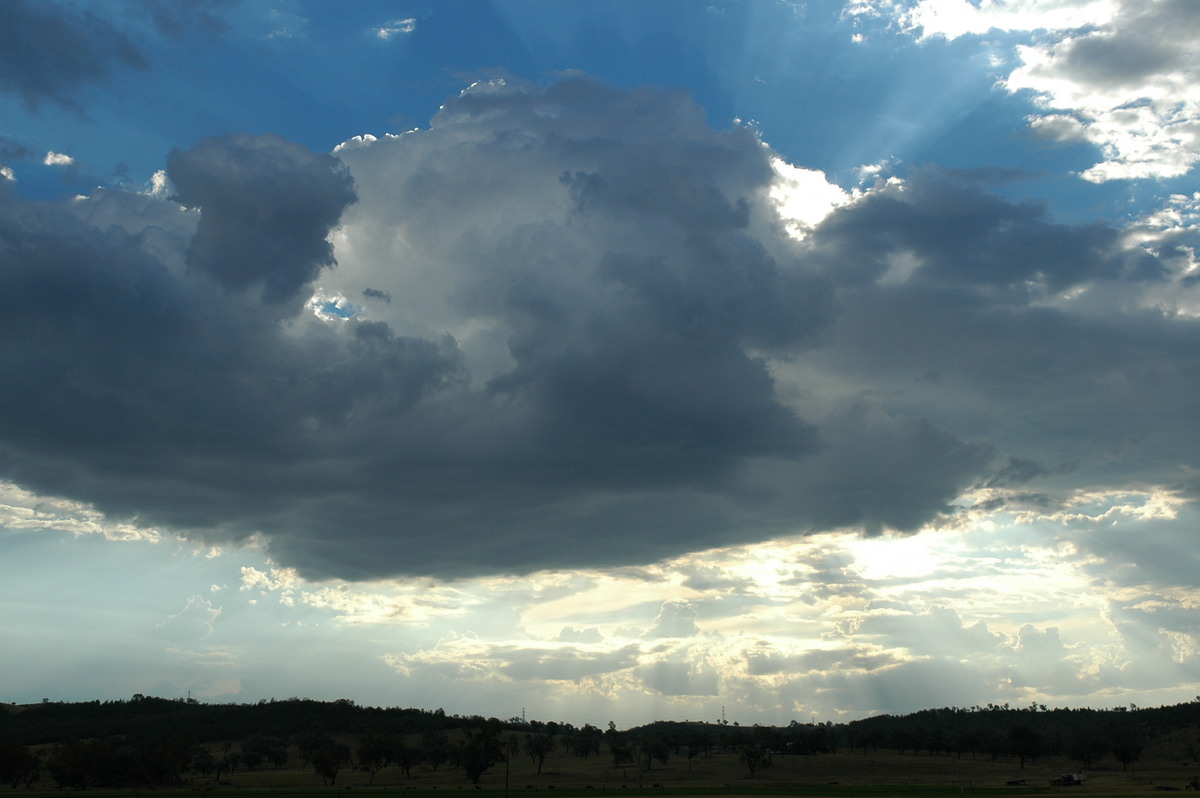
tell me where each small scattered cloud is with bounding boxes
[559,626,604,643]
[157,594,221,641]
[644,601,702,639]
[264,9,308,40]
[376,18,417,39]
[362,287,392,303]
[43,151,74,167]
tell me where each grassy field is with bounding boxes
[12,744,1200,798]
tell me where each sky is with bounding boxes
[2,0,1200,729]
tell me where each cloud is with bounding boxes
[135,0,234,40]
[559,626,604,643]
[846,605,1005,657]
[636,653,719,697]
[0,481,160,542]
[157,594,221,641]
[384,633,642,685]
[43,152,74,167]
[788,166,1200,493]
[376,18,417,39]
[744,643,900,677]
[0,0,147,111]
[2,76,1196,586]
[0,137,34,161]
[644,601,701,639]
[890,0,1200,182]
[897,0,1112,39]
[1005,0,1200,181]
[167,133,358,307]
[804,656,992,715]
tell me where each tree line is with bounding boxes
[3,695,1199,789]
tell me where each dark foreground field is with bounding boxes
[11,747,1199,798]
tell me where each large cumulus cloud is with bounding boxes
[10,76,1187,581]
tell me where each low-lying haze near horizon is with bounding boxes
[2,0,1200,728]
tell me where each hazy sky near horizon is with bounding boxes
[3,0,1200,728]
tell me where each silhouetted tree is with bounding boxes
[526,733,555,775]
[393,737,424,777]
[423,728,451,771]
[460,721,504,784]
[311,742,351,785]
[1069,732,1108,768]
[569,724,603,758]
[357,733,394,785]
[240,735,267,770]
[606,724,632,767]
[295,724,332,770]
[633,737,669,771]
[1008,725,1041,769]
[1111,726,1144,772]
[191,746,215,779]
[132,735,193,785]
[46,739,114,790]
[0,744,40,788]
[739,745,767,777]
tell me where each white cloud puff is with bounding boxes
[888,0,1200,182]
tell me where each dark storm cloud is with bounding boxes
[5,77,1188,581]
[362,288,391,303]
[808,168,1164,294]
[0,0,147,111]
[0,83,847,579]
[798,168,1200,482]
[168,134,358,308]
[0,160,460,546]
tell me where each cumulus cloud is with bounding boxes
[157,594,221,641]
[1005,0,1200,181]
[636,653,719,697]
[43,151,74,167]
[559,626,604,643]
[645,601,702,639]
[1,76,1196,585]
[890,0,1200,182]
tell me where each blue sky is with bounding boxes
[3,0,1200,728]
